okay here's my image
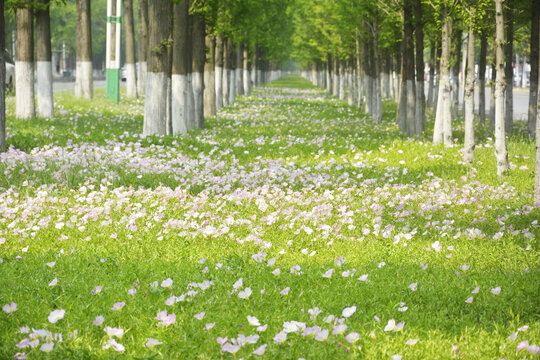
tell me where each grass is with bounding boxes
[0,75,538,359]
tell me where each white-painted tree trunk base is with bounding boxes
[193,72,204,129]
[126,63,138,98]
[243,69,250,95]
[166,76,172,135]
[143,72,168,135]
[229,70,236,104]
[203,70,216,117]
[137,61,147,95]
[222,69,230,106]
[15,61,35,119]
[186,73,196,130]
[75,61,93,99]
[171,74,188,135]
[37,61,54,118]
[215,66,223,110]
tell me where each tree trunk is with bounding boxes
[251,46,257,87]
[463,21,476,163]
[75,0,93,99]
[479,31,487,126]
[536,84,540,203]
[333,56,339,98]
[222,38,230,106]
[143,0,170,135]
[327,53,333,94]
[355,32,363,110]
[394,51,401,103]
[15,5,35,119]
[364,39,373,117]
[529,0,539,136]
[215,36,224,109]
[123,0,137,98]
[427,40,436,108]
[36,0,53,118]
[504,0,514,133]
[0,0,5,151]
[243,45,250,95]
[433,43,441,113]
[495,0,509,176]
[348,58,354,106]
[171,0,189,135]
[192,10,205,128]
[228,38,236,104]
[414,0,425,134]
[398,0,416,135]
[371,19,382,123]
[433,8,452,146]
[204,35,216,117]
[451,29,462,120]
[339,60,346,101]
[236,43,244,96]
[137,0,148,95]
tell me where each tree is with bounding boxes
[215,35,223,109]
[504,0,514,132]
[36,0,54,118]
[528,0,539,136]
[494,0,509,176]
[192,8,205,128]
[463,4,477,163]
[15,3,35,119]
[204,35,216,117]
[75,0,93,99]
[143,0,170,135]
[433,2,456,146]
[0,0,5,151]
[536,81,540,204]
[123,0,137,98]
[397,0,416,135]
[171,0,189,135]
[414,0,425,134]
[138,0,148,95]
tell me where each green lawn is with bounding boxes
[0,75,538,359]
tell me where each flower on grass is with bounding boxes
[222,343,241,354]
[280,287,290,295]
[238,287,252,299]
[358,274,369,282]
[194,312,205,320]
[155,310,176,326]
[93,315,104,326]
[517,340,540,354]
[406,339,419,345]
[308,307,321,320]
[253,344,267,356]
[472,286,480,294]
[3,302,17,314]
[205,322,215,330]
[248,315,260,326]
[322,269,334,278]
[314,329,329,342]
[273,331,287,344]
[48,309,65,323]
[103,338,125,352]
[391,355,402,360]
[16,339,29,348]
[345,332,360,343]
[161,278,173,288]
[332,324,347,335]
[491,287,501,295]
[272,269,281,276]
[283,321,304,333]
[111,302,125,311]
[46,262,56,268]
[91,286,102,295]
[39,342,54,353]
[342,306,356,318]
[384,319,405,332]
[257,324,268,332]
[104,326,124,338]
[14,352,27,359]
[408,283,418,292]
[48,278,58,287]
[128,288,136,296]
[232,278,243,293]
[146,338,163,349]
[465,296,473,304]
[216,337,228,345]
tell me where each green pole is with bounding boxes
[106,2,121,103]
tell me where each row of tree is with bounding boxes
[1,0,295,137]
[294,0,540,203]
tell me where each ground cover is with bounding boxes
[0,75,538,359]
